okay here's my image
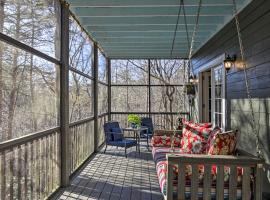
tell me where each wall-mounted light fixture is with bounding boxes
[224,54,236,72]
[189,75,198,84]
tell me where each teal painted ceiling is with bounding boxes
[67,0,252,59]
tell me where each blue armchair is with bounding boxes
[103,121,137,157]
[140,117,154,149]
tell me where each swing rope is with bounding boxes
[232,0,264,159]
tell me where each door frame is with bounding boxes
[198,54,226,127]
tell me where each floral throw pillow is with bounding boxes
[182,119,213,141]
[182,118,212,128]
[180,125,205,154]
[208,130,237,155]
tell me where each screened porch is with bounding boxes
[0,0,270,200]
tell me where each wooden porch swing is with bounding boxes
[152,0,265,199]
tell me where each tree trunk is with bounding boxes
[0,0,5,141]
[30,5,37,131]
[0,2,5,200]
[7,1,21,140]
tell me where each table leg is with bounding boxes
[138,131,140,154]
[146,129,149,151]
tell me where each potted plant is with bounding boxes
[127,114,141,128]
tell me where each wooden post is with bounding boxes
[60,1,70,187]
[107,58,111,121]
[148,59,151,117]
[255,164,263,200]
[93,43,99,152]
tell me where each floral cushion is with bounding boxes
[156,159,247,196]
[182,119,213,141]
[151,135,182,147]
[205,127,222,152]
[208,130,237,155]
[182,118,212,128]
[180,126,206,154]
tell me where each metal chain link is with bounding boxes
[232,0,263,159]
[183,0,202,121]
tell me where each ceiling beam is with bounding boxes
[72,6,234,17]
[68,0,246,8]
[80,16,225,25]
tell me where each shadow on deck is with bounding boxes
[51,140,164,200]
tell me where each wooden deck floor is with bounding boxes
[53,141,164,200]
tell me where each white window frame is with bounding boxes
[211,64,226,129]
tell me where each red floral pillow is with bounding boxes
[205,127,222,152]
[151,135,182,147]
[208,130,237,155]
[182,118,212,128]
[180,126,205,154]
[182,119,213,141]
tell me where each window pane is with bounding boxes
[69,17,93,75]
[0,41,59,142]
[111,60,148,85]
[98,51,107,82]
[111,86,148,112]
[151,86,186,112]
[150,60,187,85]
[98,83,108,114]
[69,72,93,122]
[0,0,61,59]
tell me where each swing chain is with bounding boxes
[183,0,202,121]
[232,0,264,159]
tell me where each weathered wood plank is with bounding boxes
[167,154,261,166]
[229,166,237,200]
[255,164,263,200]
[216,165,224,200]
[178,163,185,200]
[17,146,22,199]
[166,162,174,200]
[0,152,5,200]
[242,167,251,200]
[203,164,211,200]
[191,164,198,200]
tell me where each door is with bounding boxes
[201,71,211,122]
[211,65,226,129]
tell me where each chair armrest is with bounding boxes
[106,132,123,135]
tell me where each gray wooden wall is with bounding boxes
[191,0,270,197]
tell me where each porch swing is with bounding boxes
[150,0,265,199]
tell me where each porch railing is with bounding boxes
[69,118,95,174]
[111,112,189,130]
[0,128,61,200]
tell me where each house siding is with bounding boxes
[191,0,270,197]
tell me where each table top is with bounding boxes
[122,127,148,131]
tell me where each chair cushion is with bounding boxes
[108,139,137,147]
[111,128,123,141]
[208,130,237,155]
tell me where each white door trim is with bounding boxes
[198,54,226,123]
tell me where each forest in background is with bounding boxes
[0,0,187,143]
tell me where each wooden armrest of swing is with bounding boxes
[166,153,263,166]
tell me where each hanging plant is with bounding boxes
[185,83,195,95]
